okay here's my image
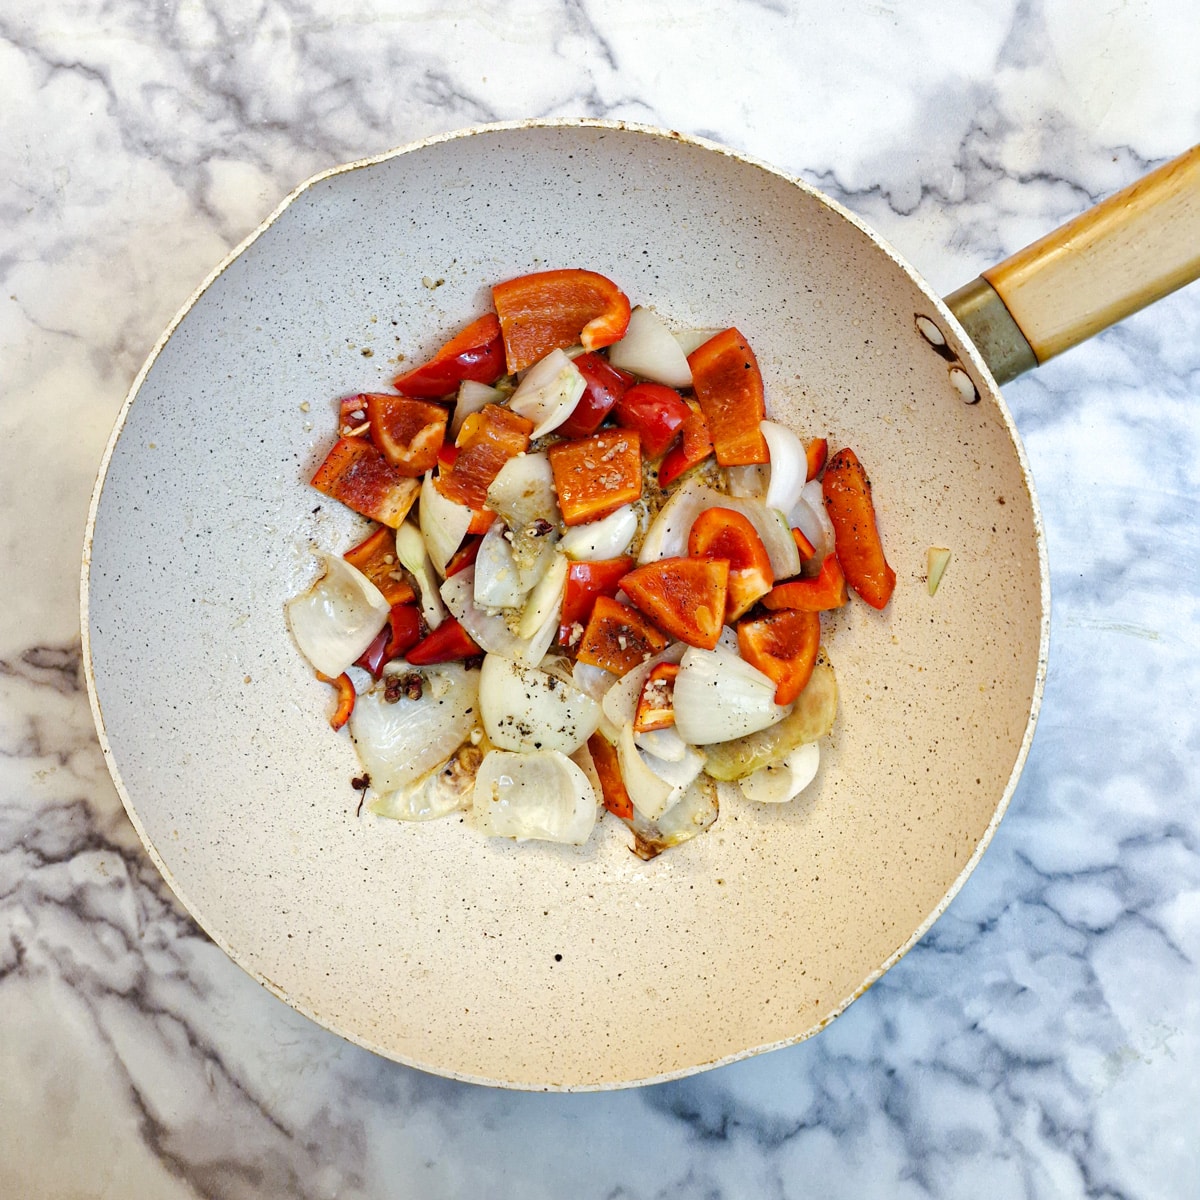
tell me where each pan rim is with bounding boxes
[79,117,1050,1090]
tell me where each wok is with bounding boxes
[81,121,1200,1090]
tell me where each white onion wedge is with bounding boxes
[518,552,568,639]
[507,349,586,438]
[486,452,559,532]
[726,464,767,498]
[474,523,527,610]
[348,663,479,794]
[673,644,791,744]
[419,472,473,577]
[558,505,638,561]
[790,479,836,567]
[285,554,390,678]
[634,724,689,763]
[627,774,719,859]
[368,743,482,821]
[608,306,692,388]
[479,653,602,754]
[616,721,677,820]
[738,742,820,803]
[441,565,557,666]
[396,522,447,629]
[761,419,809,516]
[641,742,706,793]
[472,750,598,844]
[672,327,722,356]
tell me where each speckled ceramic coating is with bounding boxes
[82,120,1047,1090]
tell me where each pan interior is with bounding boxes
[85,124,1044,1089]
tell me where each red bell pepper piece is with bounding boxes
[687,506,774,621]
[435,404,533,511]
[365,394,448,476]
[492,269,631,372]
[686,328,769,466]
[576,596,668,675]
[587,732,633,820]
[315,671,357,730]
[342,525,416,606]
[392,313,506,398]
[405,616,482,665]
[355,603,423,677]
[311,437,420,528]
[633,663,680,733]
[613,382,692,459]
[619,557,730,650]
[736,609,821,706]
[657,399,714,488]
[821,448,896,610]
[805,437,829,481]
[555,352,634,438]
[558,556,634,648]
[762,554,848,612]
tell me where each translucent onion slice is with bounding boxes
[673,644,792,744]
[672,327,722,356]
[634,724,689,763]
[419,471,473,577]
[472,750,598,844]
[285,554,390,678]
[441,565,557,666]
[638,479,800,578]
[761,419,808,516]
[558,505,638,561]
[607,306,693,388]
[616,721,677,820]
[479,652,601,754]
[518,552,568,639]
[396,521,447,629]
[368,743,483,821]
[486,451,559,532]
[789,480,837,569]
[726,464,767,498]
[348,663,480,793]
[627,773,719,860]
[474,523,528,610]
[738,742,820,803]
[507,349,587,438]
[642,742,706,793]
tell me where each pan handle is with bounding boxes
[946,144,1200,383]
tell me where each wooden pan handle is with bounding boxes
[947,145,1200,382]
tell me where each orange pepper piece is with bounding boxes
[619,557,730,650]
[657,399,714,487]
[342,525,417,606]
[492,269,631,372]
[547,429,642,526]
[435,403,533,511]
[821,448,896,610]
[736,610,821,706]
[315,671,356,730]
[687,506,774,621]
[365,394,448,476]
[686,328,769,466]
[761,553,848,612]
[576,595,668,675]
[587,731,634,820]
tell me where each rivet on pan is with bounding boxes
[948,365,980,404]
[915,314,957,361]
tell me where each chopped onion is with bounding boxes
[451,379,501,438]
[607,306,692,388]
[474,523,527,610]
[479,653,601,754]
[419,472,473,577]
[486,452,559,531]
[738,742,820,803]
[507,349,586,438]
[396,521,446,629]
[518,552,568,639]
[368,743,482,821]
[471,750,598,844]
[634,724,689,762]
[672,327,722,356]
[441,565,556,665]
[702,661,837,780]
[285,554,390,678]
[616,721,677,820]
[348,663,479,793]
[726,464,767,498]
[761,419,808,516]
[673,644,791,744]
[558,505,638,561]
[627,774,719,859]
[638,478,800,578]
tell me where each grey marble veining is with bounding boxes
[3,1,1199,1197]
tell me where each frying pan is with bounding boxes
[81,121,1200,1090]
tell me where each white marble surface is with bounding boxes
[3,1,1199,1195]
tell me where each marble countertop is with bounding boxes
[3,2,1199,1196]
